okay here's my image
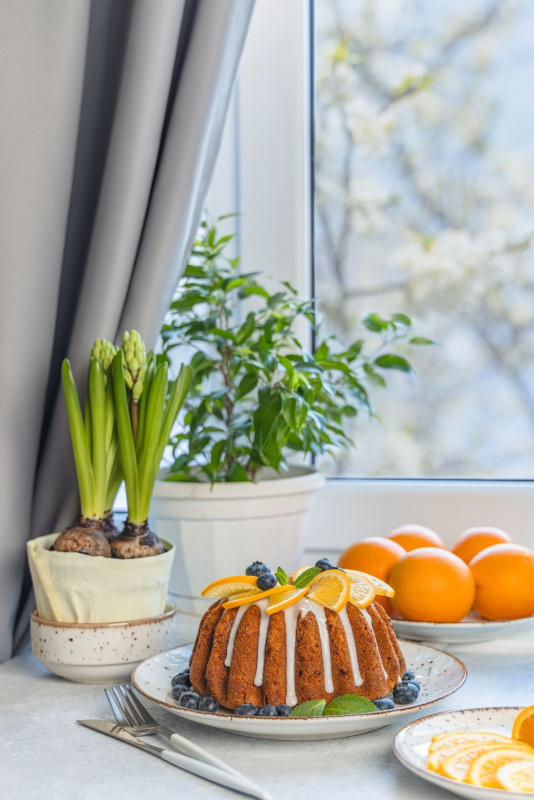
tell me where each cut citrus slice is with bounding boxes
[497,759,534,792]
[468,746,534,788]
[266,585,310,615]
[347,573,376,609]
[427,733,514,773]
[201,575,258,598]
[513,705,534,748]
[307,569,351,612]
[441,742,532,782]
[345,569,395,597]
[227,589,262,602]
[291,565,314,584]
[222,585,288,609]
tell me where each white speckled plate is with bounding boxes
[132,640,466,740]
[394,707,527,799]
[391,614,534,644]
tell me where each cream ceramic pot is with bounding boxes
[30,602,178,684]
[150,466,324,616]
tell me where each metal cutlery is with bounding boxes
[78,719,271,799]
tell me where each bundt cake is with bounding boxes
[189,561,406,711]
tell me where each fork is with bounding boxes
[106,684,255,786]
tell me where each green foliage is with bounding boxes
[160,216,425,482]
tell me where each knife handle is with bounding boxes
[159,748,271,800]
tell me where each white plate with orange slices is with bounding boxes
[133,567,467,740]
[394,706,534,797]
[390,614,534,645]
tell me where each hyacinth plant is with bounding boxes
[54,331,192,558]
[159,217,432,483]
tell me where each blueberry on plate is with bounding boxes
[407,679,420,691]
[245,562,271,577]
[373,697,395,711]
[198,696,219,713]
[235,703,259,716]
[178,691,200,710]
[172,670,191,687]
[276,705,292,717]
[257,572,277,591]
[402,669,415,681]
[393,681,420,705]
[258,704,278,717]
[171,683,190,701]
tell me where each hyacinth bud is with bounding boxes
[121,330,147,399]
[90,338,118,376]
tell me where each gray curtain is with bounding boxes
[0,0,255,662]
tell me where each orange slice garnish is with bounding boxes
[347,573,376,609]
[513,705,534,748]
[266,585,310,615]
[306,569,351,612]
[345,569,395,598]
[222,585,288,609]
[290,565,314,584]
[201,575,258,598]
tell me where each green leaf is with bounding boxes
[293,566,321,589]
[253,393,282,447]
[363,312,388,332]
[226,462,251,482]
[62,359,95,518]
[374,354,412,372]
[323,694,377,716]
[289,699,326,717]
[409,337,434,345]
[235,373,258,401]
[236,313,256,344]
[275,567,288,586]
[392,312,412,327]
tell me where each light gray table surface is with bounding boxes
[1,624,534,800]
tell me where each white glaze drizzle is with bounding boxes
[253,599,271,687]
[283,601,299,707]
[337,605,362,686]
[360,607,388,680]
[224,604,249,667]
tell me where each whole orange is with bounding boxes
[469,543,534,620]
[338,537,406,613]
[389,547,475,622]
[388,524,446,552]
[452,526,512,564]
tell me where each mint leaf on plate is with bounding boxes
[323,694,377,716]
[289,699,327,717]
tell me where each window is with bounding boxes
[205,0,534,552]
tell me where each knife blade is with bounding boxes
[77,720,271,800]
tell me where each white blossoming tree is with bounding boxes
[316,0,534,477]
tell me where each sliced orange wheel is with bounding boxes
[441,742,532,782]
[222,585,288,609]
[513,705,534,748]
[345,569,395,598]
[347,573,376,609]
[427,736,515,774]
[307,569,351,612]
[497,759,534,792]
[468,746,534,788]
[201,575,258,598]
[227,589,262,602]
[266,585,310,615]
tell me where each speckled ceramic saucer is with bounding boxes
[391,614,534,644]
[132,640,466,741]
[394,707,528,799]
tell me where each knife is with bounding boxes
[77,720,272,800]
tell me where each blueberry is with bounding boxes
[257,572,277,591]
[402,669,415,681]
[276,705,292,717]
[172,670,191,687]
[258,704,278,717]
[315,558,335,571]
[171,683,190,701]
[246,562,271,577]
[407,679,420,691]
[373,697,395,711]
[198,695,219,713]
[393,681,419,705]
[235,703,259,716]
[178,691,200,710]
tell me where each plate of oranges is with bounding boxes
[394,705,534,797]
[337,525,534,644]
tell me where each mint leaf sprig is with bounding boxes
[293,567,321,589]
[275,567,288,586]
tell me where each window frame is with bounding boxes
[205,0,534,551]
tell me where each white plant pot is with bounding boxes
[150,466,324,617]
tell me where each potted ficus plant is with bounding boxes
[150,217,430,615]
[28,331,192,625]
